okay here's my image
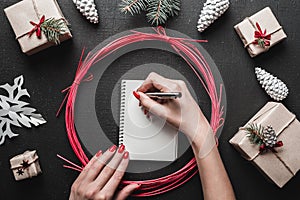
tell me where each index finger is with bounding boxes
[99,151,130,197]
[137,72,173,93]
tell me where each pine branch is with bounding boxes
[244,123,264,146]
[146,0,180,25]
[119,0,147,15]
[40,18,68,45]
[166,0,180,17]
[146,0,168,25]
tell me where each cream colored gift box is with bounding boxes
[4,0,72,55]
[230,102,300,188]
[10,150,42,181]
[234,7,287,57]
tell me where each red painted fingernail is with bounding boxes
[96,150,102,157]
[118,144,125,153]
[144,109,148,115]
[133,91,140,100]
[109,145,117,152]
[135,184,141,189]
[123,151,129,159]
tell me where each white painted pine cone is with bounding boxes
[73,0,99,24]
[255,67,289,101]
[197,0,230,32]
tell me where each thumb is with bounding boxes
[138,92,167,119]
[114,184,140,200]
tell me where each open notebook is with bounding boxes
[119,80,178,161]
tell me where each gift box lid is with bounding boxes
[230,102,295,160]
[234,7,287,57]
[10,150,39,169]
[4,0,70,54]
[230,102,300,187]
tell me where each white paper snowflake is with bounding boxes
[0,76,46,145]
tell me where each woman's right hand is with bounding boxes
[135,72,211,143]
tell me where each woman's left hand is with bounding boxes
[69,145,139,200]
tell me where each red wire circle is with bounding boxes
[61,27,225,197]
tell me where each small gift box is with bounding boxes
[230,102,300,188]
[10,150,42,181]
[234,7,287,57]
[4,0,72,55]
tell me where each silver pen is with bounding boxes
[145,92,182,99]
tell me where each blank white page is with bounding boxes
[119,80,178,161]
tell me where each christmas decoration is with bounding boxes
[57,27,225,196]
[72,0,99,24]
[119,0,181,26]
[0,76,46,145]
[230,102,300,188]
[244,123,283,153]
[234,7,287,57]
[4,0,72,55]
[10,150,42,181]
[197,0,230,32]
[252,23,271,48]
[255,67,289,101]
[28,15,69,45]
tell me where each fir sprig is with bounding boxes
[147,0,181,25]
[119,0,181,25]
[120,0,147,15]
[40,18,68,45]
[244,123,264,146]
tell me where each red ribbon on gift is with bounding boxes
[28,15,45,38]
[252,22,271,48]
[259,140,283,153]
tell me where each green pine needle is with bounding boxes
[40,18,68,45]
[244,123,264,145]
[120,0,180,25]
[166,0,180,17]
[257,38,265,48]
[119,0,147,15]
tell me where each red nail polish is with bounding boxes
[109,145,117,152]
[144,109,148,115]
[133,91,140,100]
[96,150,102,157]
[118,144,125,153]
[135,184,141,189]
[123,151,129,159]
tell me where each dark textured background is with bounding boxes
[0,0,300,199]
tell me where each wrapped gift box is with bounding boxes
[234,7,287,57]
[230,102,300,188]
[10,150,42,181]
[4,0,72,55]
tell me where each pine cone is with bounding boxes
[255,67,289,101]
[73,0,99,24]
[262,125,277,148]
[197,0,230,32]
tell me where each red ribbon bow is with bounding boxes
[28,15,45,38]
[259,141,283,153]
[252,22,271,48]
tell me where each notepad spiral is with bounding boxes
[119,80,127,145]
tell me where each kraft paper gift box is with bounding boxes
[229,102,300,188]
[234,7,287,57]
[4,0,72,55]
[10,150,42,181]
